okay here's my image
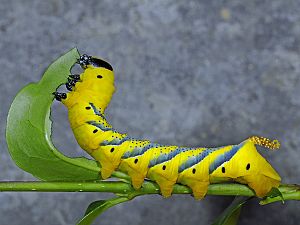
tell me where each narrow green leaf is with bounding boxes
[260,184,300,205]
[265,187,284,203]
[6,48,100,181]
[260,187,285,205]
[212,196,251,225]
[77,197,129,225]
[84,200,107,215]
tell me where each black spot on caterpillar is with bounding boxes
[53,54,281,199]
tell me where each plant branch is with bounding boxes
[0,181,298,204]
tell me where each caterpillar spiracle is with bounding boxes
[53,54,281,200]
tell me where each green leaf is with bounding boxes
[6,48,100,181]
[212,196,251,225]
[77,197,129,225]
[260,187,284,205]
[84,200,107,215]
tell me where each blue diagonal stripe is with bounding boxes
[148,147,194,168]
[122,143,161,159]
[209,143,244,174]
[100,136,131,146]
[86,120,112,132]
[89,103,106,120]
[178,147,220,173]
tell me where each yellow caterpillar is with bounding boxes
[53,54,281,199]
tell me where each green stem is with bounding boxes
[0,181,298,204]
[0,181,133,193]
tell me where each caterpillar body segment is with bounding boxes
[60,67,115,112]
[209,140,281,197]
[54,54,281,199]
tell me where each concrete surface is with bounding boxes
[0,0,300,224]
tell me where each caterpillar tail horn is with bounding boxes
[249,136,280,150]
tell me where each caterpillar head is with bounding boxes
[209,141,281,197]
[78,54,91,67]
[78,54,113,71]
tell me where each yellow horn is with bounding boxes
[249,136,280,150]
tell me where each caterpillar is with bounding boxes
[53,54,281,200]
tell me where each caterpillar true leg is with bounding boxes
[52,92,67,101]
[65,78,76,91]
[69,74,81,81]
[65,75,83,91]
[55,54,281,199]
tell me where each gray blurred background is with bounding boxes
[1,0,300,224]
